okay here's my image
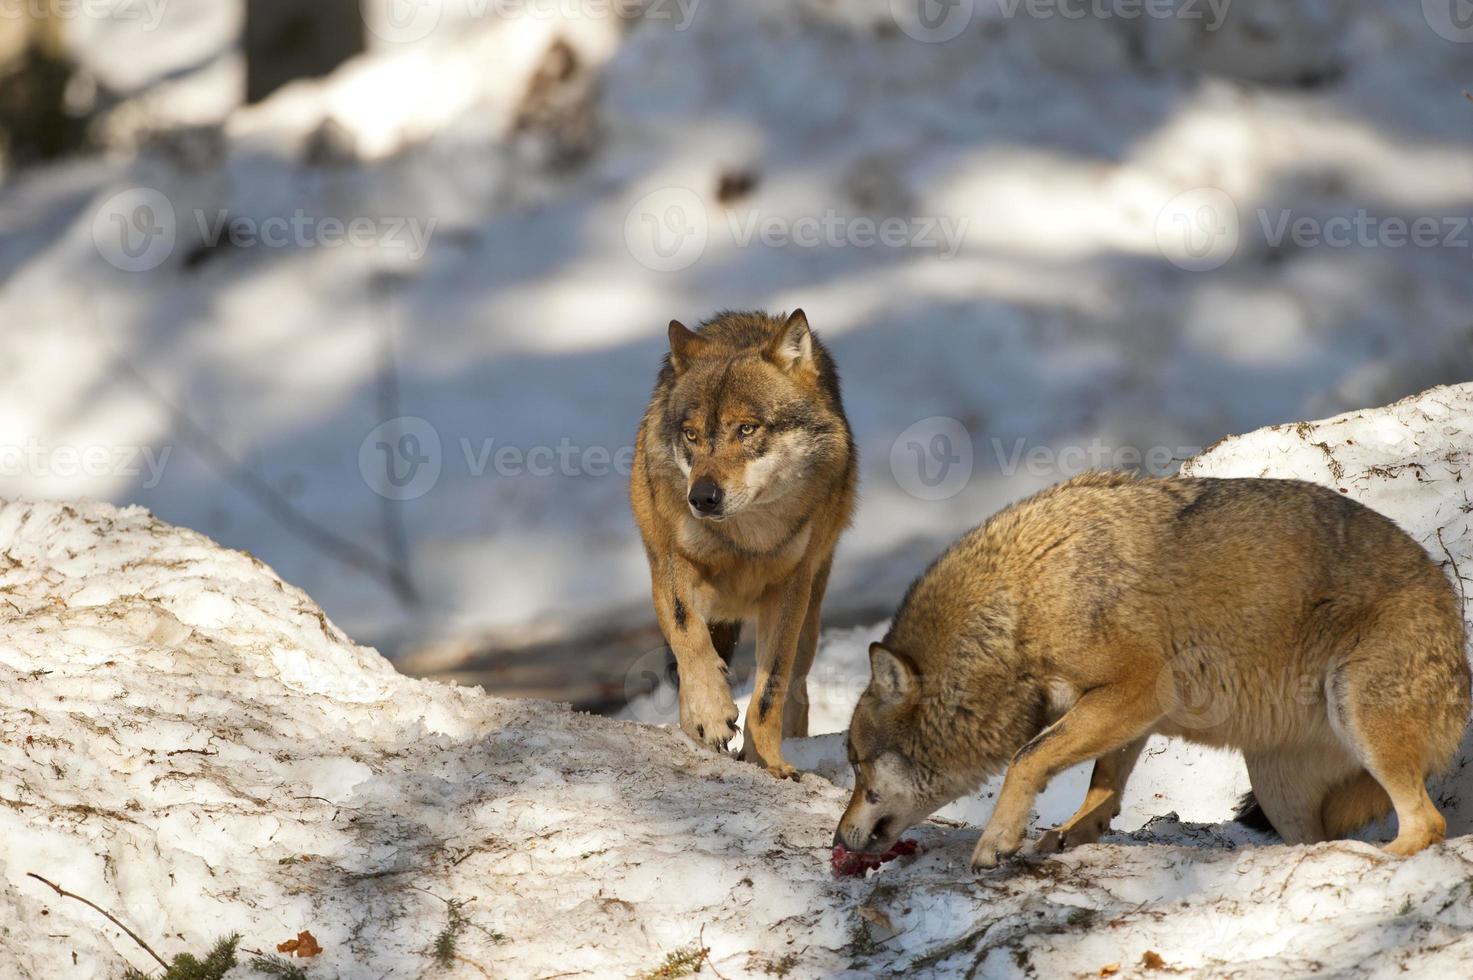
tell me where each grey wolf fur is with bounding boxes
[631,310,857,778]
[835,472,1469,869]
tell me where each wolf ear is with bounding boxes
[869,642,916,704]
[668,320,710,374]
[764,309,814,373]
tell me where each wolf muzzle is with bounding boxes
[687,476,724,516]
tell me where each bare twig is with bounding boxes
[455,953,495,978]
[369,273,420,611]
[25,872,168,970]
[1437,527,1467,605]
[698,924,729,980]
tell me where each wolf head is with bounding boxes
[833,641,982,854]
[661,310,846,522]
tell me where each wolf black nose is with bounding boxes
[688,478,724,515]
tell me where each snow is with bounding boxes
[3,382,1472,978]
[5,1,1473,658]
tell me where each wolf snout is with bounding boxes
[688,477,724,516]
[834,816,891,853]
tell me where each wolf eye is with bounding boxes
[738,423,758,437]
[682,428,698,442]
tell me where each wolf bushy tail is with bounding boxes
[1232,791,1277,834]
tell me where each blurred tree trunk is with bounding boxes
[0,2,84,167]
[245,0,365,104]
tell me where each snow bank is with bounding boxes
[4,385,1473,978]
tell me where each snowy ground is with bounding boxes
[3,385,1471,979]
[5,1,1473,659]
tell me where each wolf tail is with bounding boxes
[1232,791,1277,835]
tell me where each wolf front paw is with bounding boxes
[678,680,740,752]
[969,831,1022,871]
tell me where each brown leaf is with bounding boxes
[277,931,324,958]
[1142,950,1167,970]
[1100,965,1120,977]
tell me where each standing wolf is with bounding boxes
[632,310,856,778]
[835,472,1469,868]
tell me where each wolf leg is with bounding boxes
[1322,612,1466,856]
[1037,735,1148,853]
[1328,681,1450,856]
[1324,590,1468,855]
[782,560,832,739]
[1320,769,1391,840]
[973,682,1160,870]
[652,560,739,753]
[742,565,816,778]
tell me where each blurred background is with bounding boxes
[2,0,1471,709]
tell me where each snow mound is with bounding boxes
[4,385,1473,978]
